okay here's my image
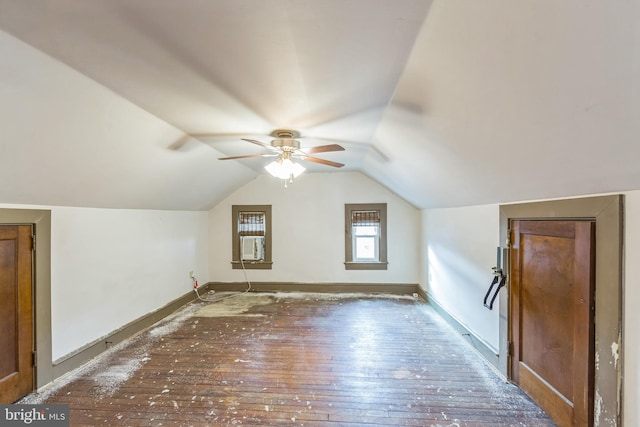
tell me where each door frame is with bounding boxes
[499,195,623,426]
[0,209,52,391]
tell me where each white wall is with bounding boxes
[421,204,500,350]
[0,204,209,361]
[208,172,420,285]
[49,207,209,360]
[421,191,640,426]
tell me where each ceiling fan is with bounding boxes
[218,129,345,184]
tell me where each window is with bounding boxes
[345,203,387,270]
[232,205,272,269]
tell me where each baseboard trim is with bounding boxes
[426,292,500,372]
[51,284,211,381]
[206,281,420,295]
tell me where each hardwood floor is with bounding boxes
[23,293,555,426]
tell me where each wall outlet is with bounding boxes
[189,271,194,278]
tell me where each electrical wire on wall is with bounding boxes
[191,258,252,303]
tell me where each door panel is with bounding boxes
[521,232,574,400]
[519,363,573,426]
[0,225,34,403]
[0,237,18,380]
[510,220,594,427]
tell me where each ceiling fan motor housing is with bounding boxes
[271,135,300,151]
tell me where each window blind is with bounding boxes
[238,212,266,236]
[351,210,380,227]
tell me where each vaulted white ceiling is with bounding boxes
[0,0,638,210]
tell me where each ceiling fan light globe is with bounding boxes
[265,158,305,180]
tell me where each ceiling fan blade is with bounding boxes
[301,156,345,168]
[301,144,345,154]
[218,153,278,160]
[241,138,279,151]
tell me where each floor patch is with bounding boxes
[194,294,273,317]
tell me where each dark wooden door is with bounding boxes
[0,225,34,403]
[509,220,595,427]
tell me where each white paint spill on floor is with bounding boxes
[268,291,416,301]
[90,358,146,396]
[193,290,414,317]
[147,302,202,337]
[195,294,273,317]
[392,369,413,379]
[19,301,205,404]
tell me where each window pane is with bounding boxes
[354,225,378,236]
[355,236,377,260]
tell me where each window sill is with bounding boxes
[344,262,388,271]
[231,261,273,270]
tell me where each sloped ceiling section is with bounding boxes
[0,0,431,210]
[368,1,640,208]
[0,1,638,210]
[0,30,253,210]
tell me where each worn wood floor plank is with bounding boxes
[22,293,556,426]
